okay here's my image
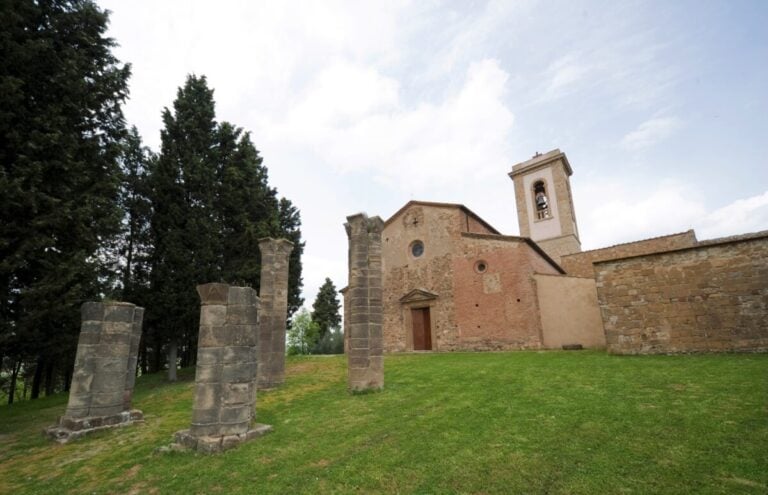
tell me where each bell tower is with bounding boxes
[508,149,581,264]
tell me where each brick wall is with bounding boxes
[562,230,697,278]
[595,231,768,354]
[451,234,560,351]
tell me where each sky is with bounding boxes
[100,0,768,308]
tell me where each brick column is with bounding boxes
[257,238,294,389]
[174,283,271,453]
[46,302,144,443]
[345,213,384,392]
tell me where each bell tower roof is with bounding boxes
[509,149,572,178]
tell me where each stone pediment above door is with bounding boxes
[399,288,438,304]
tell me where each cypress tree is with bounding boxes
[0,0,130,402]
[277,198,305,321]
[114,127,154,374]
[311,278,342,340]
[149,75,306,378]
[149,75,220,380]
[216,123,279,288]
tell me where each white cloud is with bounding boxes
[269,58,514,191]
[575,179,768,250]
[697,191,768,240]
[576,178,707,249]
[542,54,589,100]
[620,116,681,150]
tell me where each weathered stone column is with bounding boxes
[46,302,144,443]
[174,283,271,453]
[257,238,294,389]
[345,213,384,392]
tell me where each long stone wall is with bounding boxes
[46,302,144,442]
[595,231,768,354]
[345,213,384,391]
[561,230,697,278]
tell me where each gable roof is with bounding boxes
[384,200,501,235]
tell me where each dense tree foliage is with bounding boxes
[286,308,320,356]
[278,198,305,320]
[147,75,304,379]
[0,5,305,400]
[0,0,130,403]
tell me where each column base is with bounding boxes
[172,424,272,453]
[45,409,144,443]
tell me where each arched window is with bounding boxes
[533,180,550,220]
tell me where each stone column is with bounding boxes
[46,302,144,443]
[174,283,271,453]
[345,213,384,392]
[257,238,294,389]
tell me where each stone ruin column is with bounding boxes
[257,238,294,389]
[46,302,144,443]
[174,283,271,453]
[345,213,384,392]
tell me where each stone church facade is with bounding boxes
[347,149,768,354]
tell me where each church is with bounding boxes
[352,148,768,355]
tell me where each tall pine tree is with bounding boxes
[0,0,130,402]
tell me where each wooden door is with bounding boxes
[411,308,432,350]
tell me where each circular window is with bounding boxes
[474,260,488,273]
[410,240,424,258]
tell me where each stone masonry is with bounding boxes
[595,231,768,354]
[561,230,697,278]
[345,213,384,391]
[174,283,271,453]
[46,302,144,443]
[257,238,294,389]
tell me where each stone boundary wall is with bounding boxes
[595,231,768,354]
[561,230,697,278]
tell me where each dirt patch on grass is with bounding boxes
[121,464,142,481]
[721,477,766,489]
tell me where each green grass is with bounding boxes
[1,351,766,494]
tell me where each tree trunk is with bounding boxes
[152,339,163,374]
[167,340,177,382]
[44,358,55,396]
[139,333,148,375]
[30,355,44,399]
[8,359,21,405]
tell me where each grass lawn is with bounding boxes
[0,351,766,494]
